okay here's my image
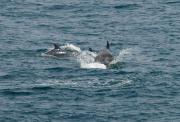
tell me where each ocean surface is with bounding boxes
[0,0,180,121]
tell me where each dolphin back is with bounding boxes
[95,49,113,66]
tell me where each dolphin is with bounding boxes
[94,41,114,66]
[44,43,67,57]
[45,43,81,58]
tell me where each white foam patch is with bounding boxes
[80,62,107,69]
[120,79,132,86]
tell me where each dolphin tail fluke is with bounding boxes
[53,43,60,49]
[106,41,110,49]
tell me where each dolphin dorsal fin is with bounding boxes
[53,43,60,49]
[106,41,110,49]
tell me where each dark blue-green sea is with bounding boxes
[0,0,180,121]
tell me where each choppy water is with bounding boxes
[0,0,180,121]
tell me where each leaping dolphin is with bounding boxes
[94,41,114,66]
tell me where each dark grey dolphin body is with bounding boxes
[94,41,114,66]
[45,43,79,57]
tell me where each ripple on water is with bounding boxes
[1,89,33,96]
[32,77,133,89]
[114,4,141,10]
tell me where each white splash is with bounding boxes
[110,48,133,65]
[61,43,81,52]
[76,51,107,69]
[77,51,96,63]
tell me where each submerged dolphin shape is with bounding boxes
[94,41,114,66]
